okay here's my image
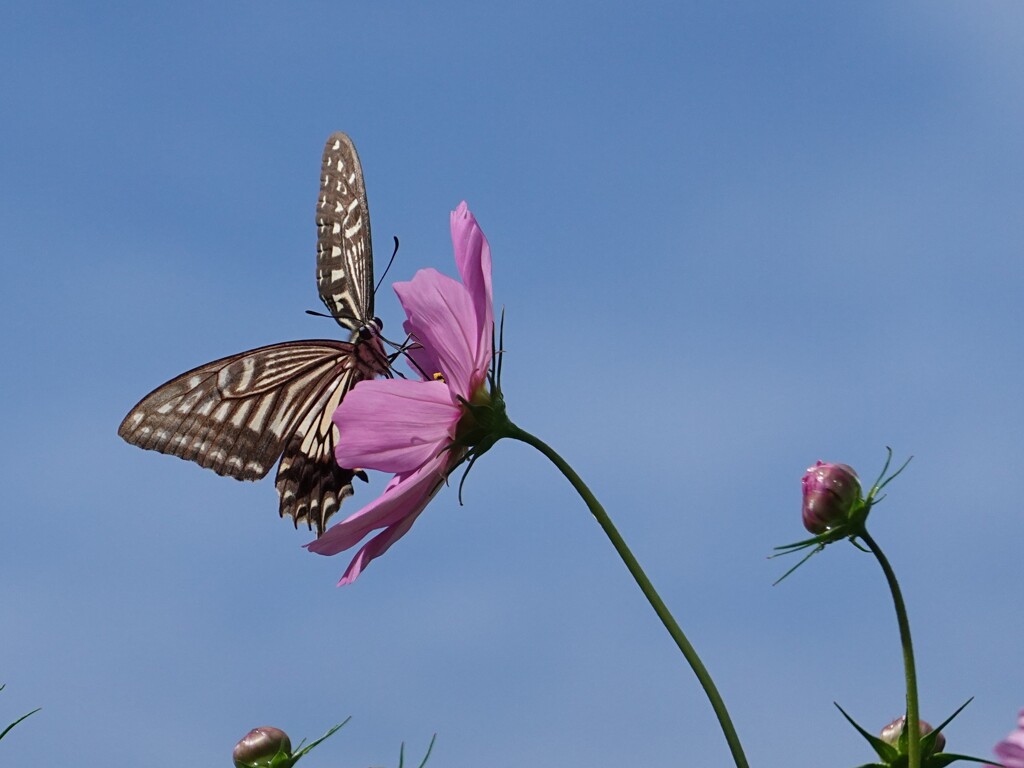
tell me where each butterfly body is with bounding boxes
[118,133,385,535]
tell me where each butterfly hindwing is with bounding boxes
[317,132,375,333]
[275,365,366,534]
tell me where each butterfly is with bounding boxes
[118,132,391,536]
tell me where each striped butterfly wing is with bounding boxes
[317,132,375,333]
[117,340,384,533]
[118,132,387,535]
[274,366,366,534]
[274,337,390,532]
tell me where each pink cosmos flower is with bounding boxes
[992,709,1024,768]
[305,202,494,584]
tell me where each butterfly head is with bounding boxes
[357,317,384,341]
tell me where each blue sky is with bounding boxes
[2,2,1022,766]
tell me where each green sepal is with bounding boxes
[929,697,973,738]
[289,718,351,763]
[770,543,824,585]
[0,708,40,743]
[835,702,899,762]
[929,754,1002,768]
[0,685,40,743]
[396,734,436,768]
[415,733,437,768]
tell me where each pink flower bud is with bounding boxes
[880,715,945,754]
[233,726,292,767]
[801,461,861,534]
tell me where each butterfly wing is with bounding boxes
[316,132,375,332]
[274,332,391,533]
[118,341,358,518]
[274,365,368,534]
[118,133,386,535]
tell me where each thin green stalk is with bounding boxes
[507,424,750,768]
[860,528,920,768]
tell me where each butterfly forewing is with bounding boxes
[117,128,389,536]
[118,341,358,483]
[317,132,374,333]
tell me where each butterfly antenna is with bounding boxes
[397,342,434,382]
[375,333,411,380]
[377,330,410,353]
[305,308,369,331]
[373,236,400,295]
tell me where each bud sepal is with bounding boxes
[834,699,993,768]
[0,684,40,745]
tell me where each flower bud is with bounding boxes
[801,461,861,534]
[880,715,945,754]
[233,726,292,767]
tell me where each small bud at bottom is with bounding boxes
[880,716,945,754]
[233,726,293,767]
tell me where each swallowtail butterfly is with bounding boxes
[118,132,389,535]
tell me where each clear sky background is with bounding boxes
[2,3,1022,767]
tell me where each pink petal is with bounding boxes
[995,743,1024,767]
[305,454,449,556]
[400,328,444,383]
[450,202,494,365]
[334,379,458,473]
[394,269,480,398]
[336,505,427,585]
[306,203,498,587]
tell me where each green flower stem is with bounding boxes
[507,425,750,768]
[859,527,920,768]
